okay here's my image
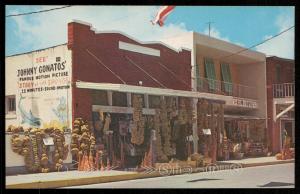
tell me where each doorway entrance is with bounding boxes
[280,120,295,150]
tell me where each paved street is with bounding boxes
[64,163,294,188]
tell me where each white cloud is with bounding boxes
[203,26,245,47]
[203,27,230,42]
[255,9,295,59]
[8,6,189,54]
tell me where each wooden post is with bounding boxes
[210,103,217,164]
[120,139,124,168]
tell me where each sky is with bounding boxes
[5,6,295,59]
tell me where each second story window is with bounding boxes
[204,58,216,91]
[6,95,16,114]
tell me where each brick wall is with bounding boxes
[68,21,191,122]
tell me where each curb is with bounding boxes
[6,172,162,189]
[6,159,294,189]
[241,159,294,168]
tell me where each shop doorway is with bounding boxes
[92,111,153,169]
[280,120,294,149]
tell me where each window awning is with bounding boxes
[76,81,226,103]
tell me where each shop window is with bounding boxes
[149,95,161,109]
[204,58,216,90]
[6,95,16,114]
[221,63,232,94]
[112,92,127,107]
[91,90,108,105]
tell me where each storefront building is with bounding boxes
[266,56,294,154]
[6,20,269,174]
[6,20,199,173]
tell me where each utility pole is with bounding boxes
[206,21,214,37]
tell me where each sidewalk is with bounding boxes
[216,156,295,168]
[6,156,294,189]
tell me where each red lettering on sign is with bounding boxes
[35,57,47,63]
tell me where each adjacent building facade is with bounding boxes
[266,56,295,154]
[161,32,267,154]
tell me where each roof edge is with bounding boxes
[6,43,67,58]
[192,31,266,57]
[71,19,192,53]
[267,56,294,62]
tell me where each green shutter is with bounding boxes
[205,58,216,90]
[210,60,216,79]
[205,58,210,78]
[226,64,232,82]
[221,63,227,91]
[205,59,211,89]
[221,63,226,81]
[196,64,203,91]
[211,61,216,90]
[221,63,232,94]
[226,64,232,94]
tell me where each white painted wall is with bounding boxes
[160,32,194,50]
[5,45,73,169]
[5,45,72,129]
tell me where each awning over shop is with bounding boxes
[76,81,226,103]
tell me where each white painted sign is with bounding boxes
[232,98,257,108]
[5,45,72,129]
